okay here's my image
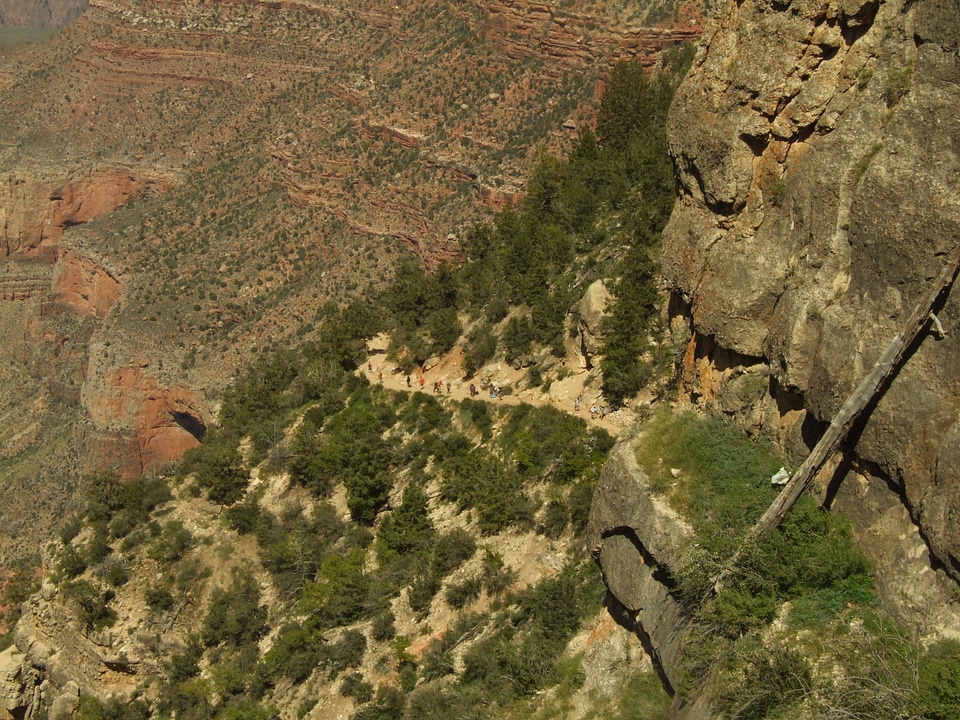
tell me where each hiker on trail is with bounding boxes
[590,404,597,419]
[575,396,581,412]
[497,387,503,400]
[368,361,372,373]
[419,376,425,389]
[434,381,441,394]
[469,383,476,397]
[378,371,383,384]
[406,375,411,388]
[600,405,606,419]
[446,381,451,393]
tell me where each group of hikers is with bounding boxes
[366,361,611,422]
[573,394,607,419]
[400,374,452,394]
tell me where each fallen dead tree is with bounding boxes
[711,242,960,595]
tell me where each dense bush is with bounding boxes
[915,638,960,720]
[202,572,268,648]
[62,580,116,631]
[304,391,398,524]
[462,324,497,378]
[77,695,151,720]
[180,435,248,505]
[441,450,532,535]
[636,410,785,557]
[148,520,194,564]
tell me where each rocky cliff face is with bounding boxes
[0,0,88,28]
[662,0,960,621]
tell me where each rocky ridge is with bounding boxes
[581,0,960,713]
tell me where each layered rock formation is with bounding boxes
[662,0,960,619]
[0,169,173,261]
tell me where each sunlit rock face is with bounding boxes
[662,0,960,608]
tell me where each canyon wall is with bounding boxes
[0,0,707,561]
[0,0,88,28]
[661,0,960,619]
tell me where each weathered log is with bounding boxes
[712,243,960,595]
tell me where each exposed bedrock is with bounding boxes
[586,435,693,691]
[662,0,960,610]
[1,168,173,261]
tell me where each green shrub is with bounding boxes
[408,570,441,615]
[607,670,671,720]
[445,577,482,609]
[714,642,812,720]
[167,635,203,683]
[202,572,267,648]
[462,325,497,377]
[59,514,83,545]
[377,484,436,563]
[58,544,88,579]
[457,398,493,440]
[915,639,960,720]
[148,520,194,564]
[426,307,462,355]
[100,558,130,587]
[325,629,367,678]
[480,550,515,597]
[77,695,150,720]
[884,66,913,107]
[539,500,568,539]
[432,529,476,576]
[341,672,374,703]
[441,450,533,535]
[371,611,396,642]
[181,436,248,505]
[299,547,370,628]
[352,685,405,720]
[502,315,534,364]
[146,586,176,613]
[307,396,398,524]
[262,623,324,684]
[636,411,784,556]
[768,177,786,207]
[62,579,116,630]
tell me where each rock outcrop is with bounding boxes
[81,364,207,477]
[0,0,88,28]
[576,279,612,369]
[51,249,121,318]
[1,169,172,261]
[662,0,960,618]
[586,433,692,690]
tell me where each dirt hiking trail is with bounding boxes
[362,335,643,437]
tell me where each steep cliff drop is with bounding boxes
[662,0,960,631]
[0,166,196,560]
